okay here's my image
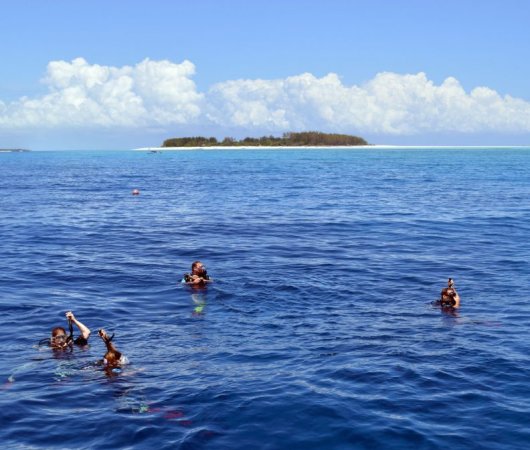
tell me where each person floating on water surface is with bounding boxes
[98,329,127,368]
[182,261,212,287]
[45,311,91,349]
[437,278,461,309]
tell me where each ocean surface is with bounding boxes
[1,147,529,449]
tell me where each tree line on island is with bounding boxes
[162,132,368,147]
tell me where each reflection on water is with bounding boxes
[191,291,207,316]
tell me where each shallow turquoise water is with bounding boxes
[1,148,529,449]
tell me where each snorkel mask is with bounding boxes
[51,333,68,348]
[195,265,207,276]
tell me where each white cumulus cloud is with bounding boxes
[207,71,530,134]
[1,58,530,137]
[0,58,203,129]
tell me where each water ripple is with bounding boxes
[1,149,530,449]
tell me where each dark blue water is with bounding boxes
[1,148,530,449]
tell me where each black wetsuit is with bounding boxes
[183,273,210,284]
[72,336,88,346]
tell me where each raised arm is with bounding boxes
[66,311,91,340]
[98,329,122,367]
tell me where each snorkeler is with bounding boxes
[182,261,212,287]
[45,311,91,349]
[98,329,127,368]
[438,278,461,309]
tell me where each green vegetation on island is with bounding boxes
[162,132,368,148]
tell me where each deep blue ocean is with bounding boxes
[1,148,530,449]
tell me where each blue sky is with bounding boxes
[1,0,530,149]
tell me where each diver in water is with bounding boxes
[438,278,461,309]
[44,311,91,349]
[98,329,127,368]
[182,261,212,287]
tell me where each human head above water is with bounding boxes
[52,326,66,337]
[191,261,206,275]
[51,326,68,347]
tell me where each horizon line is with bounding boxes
[6,145,530,152]
[133,144,530,151]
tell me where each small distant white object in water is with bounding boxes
[132,189,140,196]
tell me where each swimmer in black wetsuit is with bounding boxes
[98,329,126,368]
[47,311,91,349]
[438,278,461,309]
[183,261,212,287]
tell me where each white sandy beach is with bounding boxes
[134,145,530,151]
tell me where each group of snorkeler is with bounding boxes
[44,262,457,371]
[43,261,210,369]
[45,311,125,369]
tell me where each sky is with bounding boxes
[1,0,530,149]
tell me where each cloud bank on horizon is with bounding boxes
[1,57,530,137]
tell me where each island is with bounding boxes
[162,132,368,148]
[0,148,30,153]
